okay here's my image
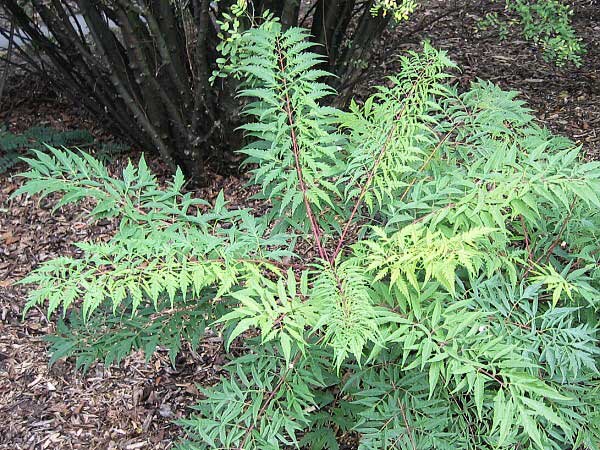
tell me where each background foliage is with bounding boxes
[0,125,129,174]
[0,126,93,174]
[0,0,584,182]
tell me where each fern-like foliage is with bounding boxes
[310,259,387,370]
[231,22,345,238]
[178,345,333,450]
[17,147,294,362]
[47,296,208,372]
[0,126,94,174]
[338,43,456,214]
[15,18,600,450]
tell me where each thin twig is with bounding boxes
[398,401,417,450]
[522,198,576,279]
[331,122,398,259]
[520,215,534,264]
[332,77,424,260]
[275,36,329,262]
[477,367,505,388]
[398,125,457,204]
[411,202,456,225]
[508,198,577,320]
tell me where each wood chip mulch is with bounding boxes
[0,161,248,450]
[363,0,600,161]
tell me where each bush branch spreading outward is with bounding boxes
[15,17,600,450]
[0,0,584,183]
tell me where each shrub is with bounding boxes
[1,0,583,181]
[479,0,584,67]
[510,0,584,66]
[16,20,600,450]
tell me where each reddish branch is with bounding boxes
[522,198,577,279]
[398,125,457,204]
[331,99,411,260]
[520,215,534,264]
[508,198,577,320]
[276,37,330,263]
[399,401,417,450]
[332,71,435,260]
[332,123,396,260]
[477,367,505,388]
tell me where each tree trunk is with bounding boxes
[0,0,393,181]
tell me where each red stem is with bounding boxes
[398,125,456,204]
[509,198,576,320]
[520,215,533,264]
[332,74,438,260]
[522,198,576,279]
[332,126,395,260]
[398,401,417,450]
[276,37,329,263]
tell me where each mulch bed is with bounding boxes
[362,0,600,160]
[0,159,250,449]
[1,1,599,448]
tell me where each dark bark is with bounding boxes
[0,16,14,113]
[311,0,350,64]
[0,0,395,181]
[335,1,391,104]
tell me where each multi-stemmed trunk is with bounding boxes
[0,0,392,183]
